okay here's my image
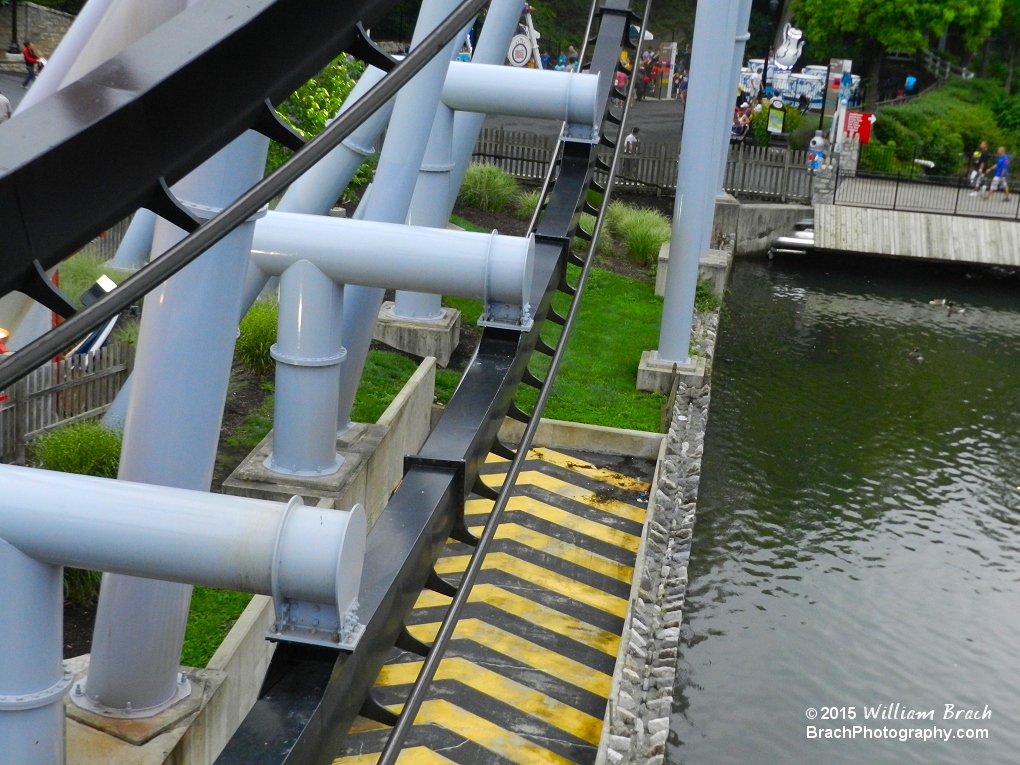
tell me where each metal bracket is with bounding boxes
[253,99,307,152]
[395,625,432,658]
[19,260,77,318]
[478,301,534,332]
[266,498,365,651]
[350,23,398,72]
[0,665,73,710]
[360,692,400,726]
[426,569,459,598]
[143,178,203,233]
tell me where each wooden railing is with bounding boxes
[0,341,134,464]
[473,128,813,202]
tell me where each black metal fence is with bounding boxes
[836,144,1019,221]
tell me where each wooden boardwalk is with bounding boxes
[814,204,1020,268]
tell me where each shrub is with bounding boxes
[614,206,671,265]
[571,213,614,256]
[695,276,721,313]
[31,420,123,607]
[112,318,140,347]
[236,300,278,375]
[603,200,632,238]
[514,190,541,219]
[458,164,520,211]
[31,420,122,478]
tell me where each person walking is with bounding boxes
[969,141,991,194]
[748,67,763,102]
[983,147,1010,202]
[624,127,641,154]
[22,41,40,88]
[0,90,12,124]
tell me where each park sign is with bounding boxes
[844,111,875,143]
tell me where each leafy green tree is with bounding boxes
[793,0,1003,110]
[997,0,1020,93]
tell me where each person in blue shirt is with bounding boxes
[983,147,1011,201]
[905,74,918,94]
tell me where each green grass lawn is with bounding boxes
[446,264,665,433]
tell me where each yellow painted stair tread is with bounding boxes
[375,657,603,745]
[485,448,650,492]
[435,553,627,618]
[482,470,646,523]
[465,496,640,552]
[468,524,634,583]
[334,746,458,764]
[413,585,620,655]
[408,619,612,696]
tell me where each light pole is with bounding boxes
[8,0,20,55]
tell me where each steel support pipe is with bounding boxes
[443,63,600,128]
[86,130,270,717]
[336,0,476,432]
[267,260,346,476]
[658,0,741,363]
[251,213,534,307]
[715,0,753,196]
[0,538,67,765]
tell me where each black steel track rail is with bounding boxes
[214,2,641,763]
[0,0,404,305]
[0,0,490,391]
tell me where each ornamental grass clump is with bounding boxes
[615,206,671,265]
[31,420,124,606]
[570,213,614,256]
[458,164,520,212]
[236,299,279,375]
[31,420,122,478]
[514,189,541,218]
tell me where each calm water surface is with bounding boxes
[668,255,1020,765]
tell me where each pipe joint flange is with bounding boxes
[736,32,751,42]
[0,666,73,710]
[70,672,192,719]
[181,199,268,222]
[419,161,456,173]
[341,136,377,157]
[269,344,347,368]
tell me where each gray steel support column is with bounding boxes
[84,130,270,715]
[267,260,346,475]
[391,80,455,320]
[447,0,524,211]
[658,0,741,362]
[716,0,753,196]
[0,538,68,765]
[108,208,157,271]
[335,0,465,431]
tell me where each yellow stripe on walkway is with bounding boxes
[485,448,650,492]
[465,497,640,552]
[376,657,603,745]
[482,471,646,523]
[379,700,580,765]
[435,553,627,618]
[335,747,458,764]
[408,619,612,697]
[413,585,620,655]
[464,523,634,583]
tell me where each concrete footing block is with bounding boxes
[636,350,707,394]
[223,357,436,528]
[66,656,226,763]
[655,247,732,297]
[373,302,461,368]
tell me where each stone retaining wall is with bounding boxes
[597,310,719,765]
[0,2,74,60]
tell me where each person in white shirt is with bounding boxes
[624,127,640,154]
[749,68,763,102]
[0,91,12,124]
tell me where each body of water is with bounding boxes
[669,255,1020,765]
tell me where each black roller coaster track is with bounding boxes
[0,0,643,763]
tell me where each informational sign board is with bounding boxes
[844,111,874,143]
[768,105,786,134]
[508,34,532,67]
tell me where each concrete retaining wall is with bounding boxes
[596,311,720,765]
[713,199,812,256]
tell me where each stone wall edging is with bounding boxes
[598,310,719,765]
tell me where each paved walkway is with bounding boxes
[335,446,653,765]
[835,176,1020,221]
[0,70,28,111]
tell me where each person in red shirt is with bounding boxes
[22,41,40,89]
